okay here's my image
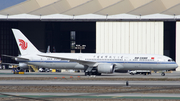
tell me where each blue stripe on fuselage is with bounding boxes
[18,60,177,64]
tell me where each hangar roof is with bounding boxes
[1,0,180,21]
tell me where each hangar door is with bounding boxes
[96,21,163,55]
[176,22,180,71]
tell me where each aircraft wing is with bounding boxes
[2,54,29,61]
[38,54,97,67]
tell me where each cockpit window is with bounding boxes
[168,59,172,61]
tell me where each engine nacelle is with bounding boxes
[97,64,115,73]
[17,63,28,70]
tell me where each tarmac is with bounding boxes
[0,69,180,100]
[0,93,180,100]
[0,80,180,86]
[0,69,180,78]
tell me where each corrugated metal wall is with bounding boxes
[96,21,163,55]
[176,22,180,71]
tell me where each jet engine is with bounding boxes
[97,64,115,73]
[17,63,28,70]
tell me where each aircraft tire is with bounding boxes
[85,72,88,76]
[88,72,92,76]
[161,72,165,76]
[96,73,101,76]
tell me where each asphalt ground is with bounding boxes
[0,85,180,101]
[0,70,180,79]
[0,70,180,101]
[0,93,180,101]
[0,80,180,86]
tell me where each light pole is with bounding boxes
[75,45,86,53]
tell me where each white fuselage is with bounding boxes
[18,53,178,70]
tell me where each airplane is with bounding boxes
[3,29,178,76]
[2,45,55,72]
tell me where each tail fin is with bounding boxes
[12,29,40,55]
[46,45,51,53]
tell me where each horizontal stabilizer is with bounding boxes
[0,62,18,65]
[2,54,29,61]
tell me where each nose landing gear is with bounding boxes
[161,72,165,76]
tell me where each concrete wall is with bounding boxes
[96,21,163,55]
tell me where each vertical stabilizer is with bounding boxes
[12,29,40,55]
[46,45,51,53]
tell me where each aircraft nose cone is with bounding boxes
[175,63,178,68]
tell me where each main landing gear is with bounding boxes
[160,70,166,76]
[85,71,101,76]
[85,67,101,76]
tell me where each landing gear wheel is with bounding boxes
[96,73,101,76]
[85,72,88,76]
[130,73,134,75]
[85,72,92,76]
[161,72,165,76]
[88,72,92,76]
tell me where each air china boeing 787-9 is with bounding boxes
[4,29,178,76]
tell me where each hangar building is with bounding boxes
[0,0,180,71]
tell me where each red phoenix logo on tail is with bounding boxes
[18,39,28,50]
